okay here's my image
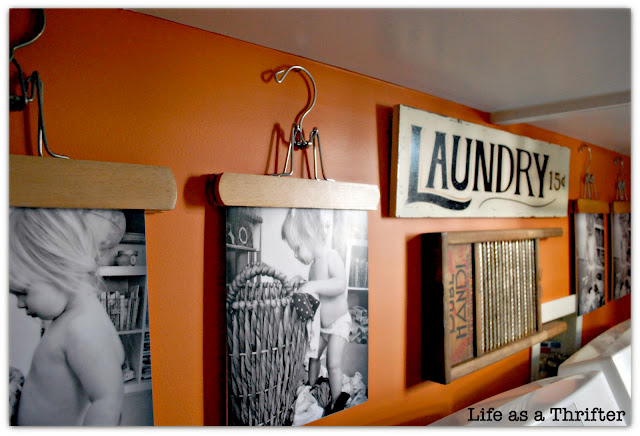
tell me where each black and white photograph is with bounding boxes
[611,212,631,300]
[575,213,606,316]
[225,207,369,426]
[9,207,154,426]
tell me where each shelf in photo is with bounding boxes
[98,266,148,277]
[226,244,258,252]
[117,328,147,335]
[121,232,145,244]
[124,379,152,394]
[348,287,369,292]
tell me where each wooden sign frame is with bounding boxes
[10,155,177,211]
[421,227,566,384]
[390,104,571,218]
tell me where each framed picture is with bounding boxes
[611,211,631,300]
[574,213,606,315]
[9,207,154,426]
[225,207,369,426]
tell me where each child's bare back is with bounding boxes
[18,296,124,426]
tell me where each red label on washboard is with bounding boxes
[447,244,474,365]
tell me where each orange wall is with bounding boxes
[9,9,631,426]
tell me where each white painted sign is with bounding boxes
[390,105,571,218]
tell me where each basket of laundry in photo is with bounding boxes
[226,262,310,426]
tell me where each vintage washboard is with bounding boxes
[421,228,567,384]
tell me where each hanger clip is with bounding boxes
[579,144,597,200]
[10,10,68,159]
[272,66,333,181]
[614,157,627,201]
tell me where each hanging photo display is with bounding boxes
[390,104,571,218]
[9,207,154,426]
[611,211,631,300]
[225,207,369,426]
[574,213,606,315]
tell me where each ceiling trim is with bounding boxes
[490,90,631,125]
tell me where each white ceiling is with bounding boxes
[134,8,631,155]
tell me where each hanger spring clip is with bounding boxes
[272,65,333,181]
[579,144,597,200]
[615,157,627,201]
[10,9,67,159]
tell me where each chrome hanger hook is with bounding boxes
[10,9,46,63]
[275,65,317,143]
[10,10,46,112]
[614,157,627,201]
[579,144,592,175]
[579,144,597,199]
[32,72,68,159]
[272,66,333,181]
[9,10,67,159]
[614,157,624,178]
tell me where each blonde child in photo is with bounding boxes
[9,208,125,426]
[281,209,351,414]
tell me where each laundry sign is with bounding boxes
[390,105,571,218]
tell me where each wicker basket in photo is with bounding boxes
[226,262,308,426]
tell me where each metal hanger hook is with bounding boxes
[10,9,46,63]
[272,65,332,181]
[275,65,317,140]
[614,157,624,178]
[614,157,627,201]
[579,144,597,199]
[578,144,592,175]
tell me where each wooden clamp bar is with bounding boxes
[612,201,630,214]
[445,227,563,245]
[10,155,177,212]
[210,172,380,210]
[573,199,610,214]
[450,320,568,381]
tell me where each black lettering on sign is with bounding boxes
[405,124,559,210]
[407,126,471,210]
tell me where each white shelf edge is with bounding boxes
[541,295,576,323]
[226,244,259,252]
[98,265,148,277]
[118,329,146,335]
